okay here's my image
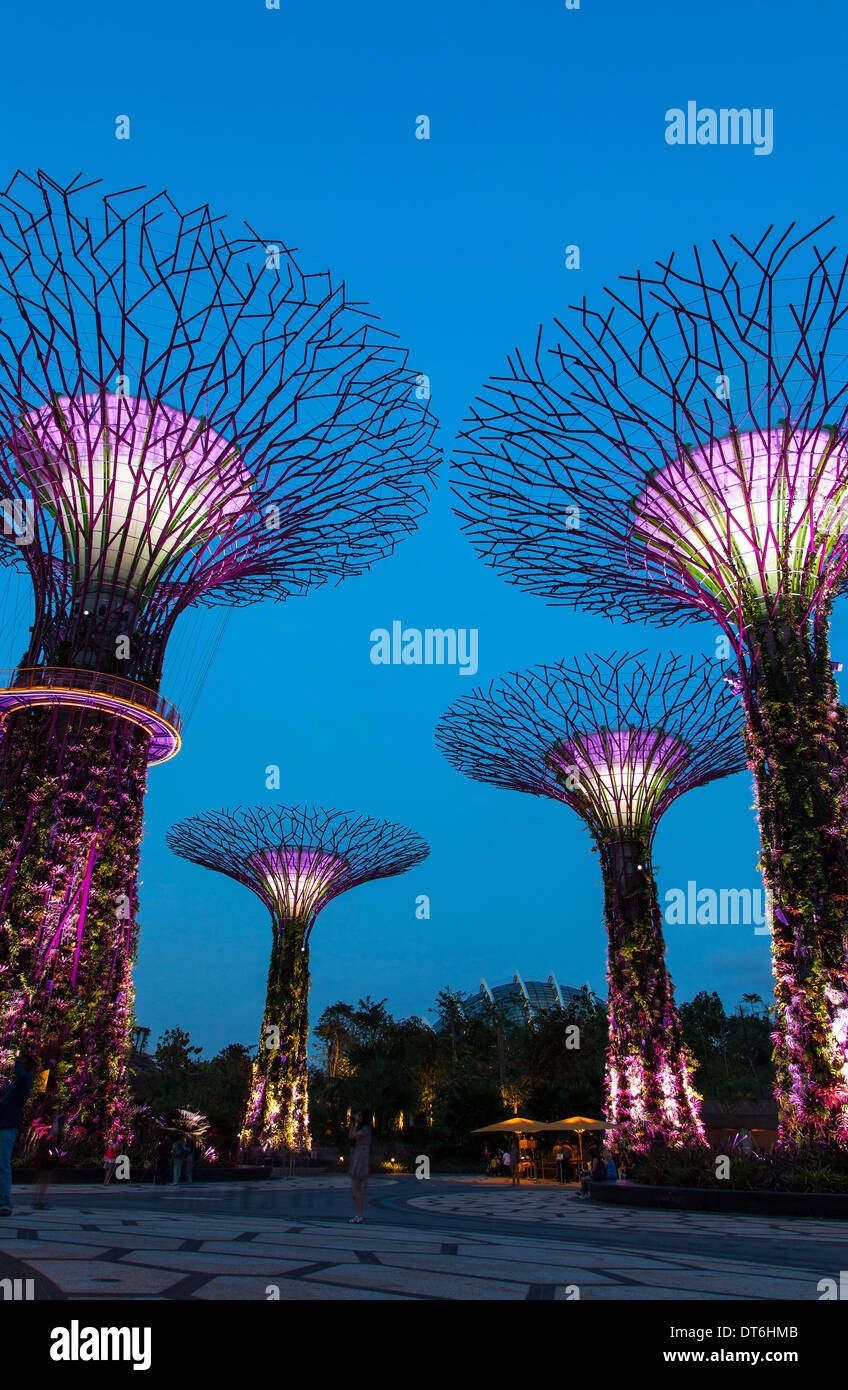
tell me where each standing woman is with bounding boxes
[348,1109,372,1224]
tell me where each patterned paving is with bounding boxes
[408,1179,848,1245]
[0,1176,841,1300]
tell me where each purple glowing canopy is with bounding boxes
[453,221,848,631]
[548,726,692,832]
[436,653,746,843]
[247,847,347,922]
[630,426,848,619]
[16,393,252,602]
[0,170,438,682]
[168,804,430,931]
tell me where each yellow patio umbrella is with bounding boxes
[471,1117,546,1134]
[471,1117,546,1172]
[541,1116,607,1167]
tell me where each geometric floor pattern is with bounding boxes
[0,1176,842,1300]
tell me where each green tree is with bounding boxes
[314,1003,356,1078]
[431,988,468,1069]
[680,992,729,1065]
[194,1044,253,1151]
[350,996,392,1053]
[431,1075,504,1146]
[154,1027,202,1075]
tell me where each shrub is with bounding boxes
[634,1139,848,1193]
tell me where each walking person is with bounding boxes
[0,1052,36,1216]
[103,1139,121,1185]
[561,1140,574,1183]
[153,1133,170,1185]
[554,1142,565,1183]
[526,1136,538,1182]
[171,1135,187,1185]
[34,1108,65,1210]
[347,1109,372,1224]
[509,1138,520,1186]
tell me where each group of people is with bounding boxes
[152,1134,199,1185]
[485,1142,526,1182]
[104,1133,200,1188]
[0,1044,378,1229]
[573,1144,635,1198]
[0,1048,208,1214]
[482,1135,635,1190]
[483,1139,579,1183]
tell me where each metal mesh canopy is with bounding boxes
[0,171,438,681]
[436,652,746,841]
[453,222,848,630]
[167,804,430,928]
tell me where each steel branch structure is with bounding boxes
[0,170,437,1140]
[168,805,429,1151]
[454,223,848,1148]
[437,653,746,1150]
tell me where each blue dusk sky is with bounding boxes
[1,0,845,1054]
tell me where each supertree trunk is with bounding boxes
[0,706,147,1141]
[599,836,705,1149]
[743,614,848,1147]
[240,922,312,1153]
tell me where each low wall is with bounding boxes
[590,1179,848,1219]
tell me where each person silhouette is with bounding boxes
[347,1110,372,1223]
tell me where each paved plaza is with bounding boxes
[0,1175,842,1300]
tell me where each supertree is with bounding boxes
[0,170,437,1140]
[453,223,848,1147]
[167,805,429,1150]
[436,652,746,1150]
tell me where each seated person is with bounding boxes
[576,1146,607,1199]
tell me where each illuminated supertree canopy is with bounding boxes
[0,170,438,1141]
[167,805,429,1151]
[437,652,746,1150]
[453,222,848,1149]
